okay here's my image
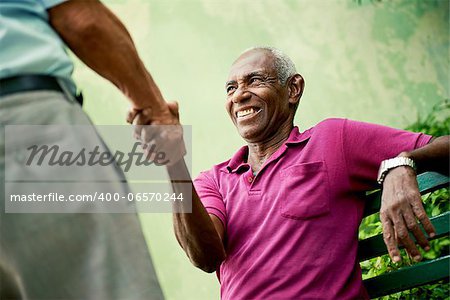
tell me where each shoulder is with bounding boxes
[315,118,391,134]
[312,118,348,131]
[301,118,347,137]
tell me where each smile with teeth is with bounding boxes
[236,108,261,118]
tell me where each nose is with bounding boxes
[231,85,251,104]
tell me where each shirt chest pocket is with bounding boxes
[280,161,330,220]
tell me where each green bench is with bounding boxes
[359,171,450,298]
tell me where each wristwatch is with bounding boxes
[377,157,416,185]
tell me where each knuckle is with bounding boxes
[383,234,392,244]
[397,231,408,240]
[406,222,419,231]
[389,247,398,254]
[379,210,388,220]
[383,198,403,214]
[381,218,391,227]
[415,211,427,220]
[390,201,403,211]
[387,245,398,253]
[383,230,392,239]
[394,191,407,200]
[392,218,404,227]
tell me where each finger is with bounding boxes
[381,211,401,263]
[140,107,154,123]
[133,126,142,141]
[132,112,150,140]
[402,205,430,251]
[141,125,159,144]
[160,125,183,140]
[410,197,436,239]
[151,132,185,166]
[143,141,158,161]
[393,214,422,262]
[126,108,139,124]
[132,118,142,140]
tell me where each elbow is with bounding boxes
[192,262,217,274]
[173,222,226,273]
[185,243,226,273]
[190,252,226,273]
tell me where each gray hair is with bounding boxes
[242,46,297,85]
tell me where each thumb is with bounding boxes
[167,101,180,118]
[126,108,140,124]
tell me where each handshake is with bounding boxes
[126,101,186,167]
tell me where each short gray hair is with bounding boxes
[243,46,297,85]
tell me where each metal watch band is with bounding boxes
[377,157,416,185]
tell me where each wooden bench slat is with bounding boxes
[363,172,449,217]
[364,255,450,298]
[417,171,450,194]
[359,212,450,261]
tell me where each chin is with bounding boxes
[237,125,264,142]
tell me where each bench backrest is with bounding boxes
[359,171,450,298]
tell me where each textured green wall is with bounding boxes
[72,0,449,299]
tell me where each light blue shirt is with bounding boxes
[0,0,76,94]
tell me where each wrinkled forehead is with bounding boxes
[227,50,276,81]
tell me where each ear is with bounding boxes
[287,74,304,105]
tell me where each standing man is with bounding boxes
[132,47,449,299]
[0,0,176,298]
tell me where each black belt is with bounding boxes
[0,75,83,106]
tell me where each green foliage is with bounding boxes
[406,100,450,137]
[359,100,450,299]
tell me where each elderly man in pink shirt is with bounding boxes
[132,47,449,299]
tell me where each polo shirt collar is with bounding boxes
[285,125,312,145]
[225,145,250,173]
[223,126,312,174]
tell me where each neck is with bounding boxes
[247,124,293,173]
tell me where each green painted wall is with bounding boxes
[72,0,449,299]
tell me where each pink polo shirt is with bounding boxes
[194,118,432,300]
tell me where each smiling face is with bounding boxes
[225,49,297,143]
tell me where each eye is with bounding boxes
[249,77,263,84]
[226,86,236,95]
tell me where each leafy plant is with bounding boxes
[359,100,450,299]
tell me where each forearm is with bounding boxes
[48,0,165,110]
[398,135,449,175]
[167,160,226,273]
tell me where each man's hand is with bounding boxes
[380,166,436,263]
[127,103,180,141]
[127,104,180,126]
[127,102,186,166]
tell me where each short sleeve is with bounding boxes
[194,171,227,228]
[343,119,432,191]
